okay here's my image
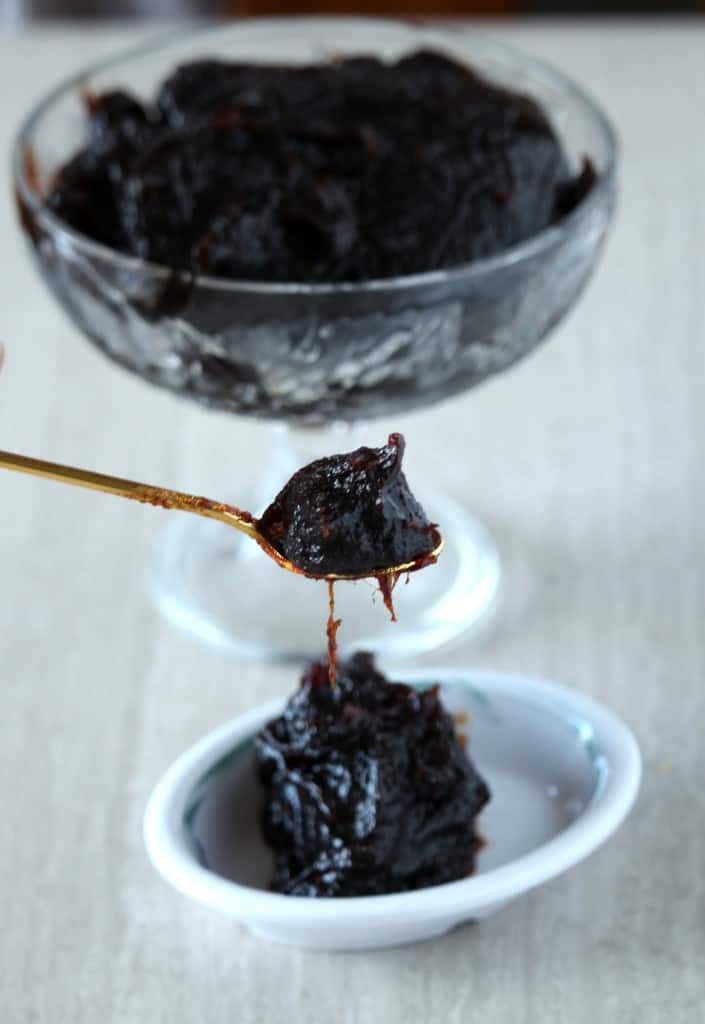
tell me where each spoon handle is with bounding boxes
[0,448,258,536]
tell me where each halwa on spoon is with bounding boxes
[0,434,442,581]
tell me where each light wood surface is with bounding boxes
[1,20,703,1022]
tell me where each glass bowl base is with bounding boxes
[150,492,501,663]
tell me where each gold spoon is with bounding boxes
[0,448,443,581]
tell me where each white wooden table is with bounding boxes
[1,20,703,1022]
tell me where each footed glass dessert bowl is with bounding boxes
[14,18,617,659]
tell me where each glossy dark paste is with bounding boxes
[257,433,435,577]
[46,50,594,282]
[255,652,490,897]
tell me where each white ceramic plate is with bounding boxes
[144,670,641,950]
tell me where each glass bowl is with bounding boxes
[13,19,617,660]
